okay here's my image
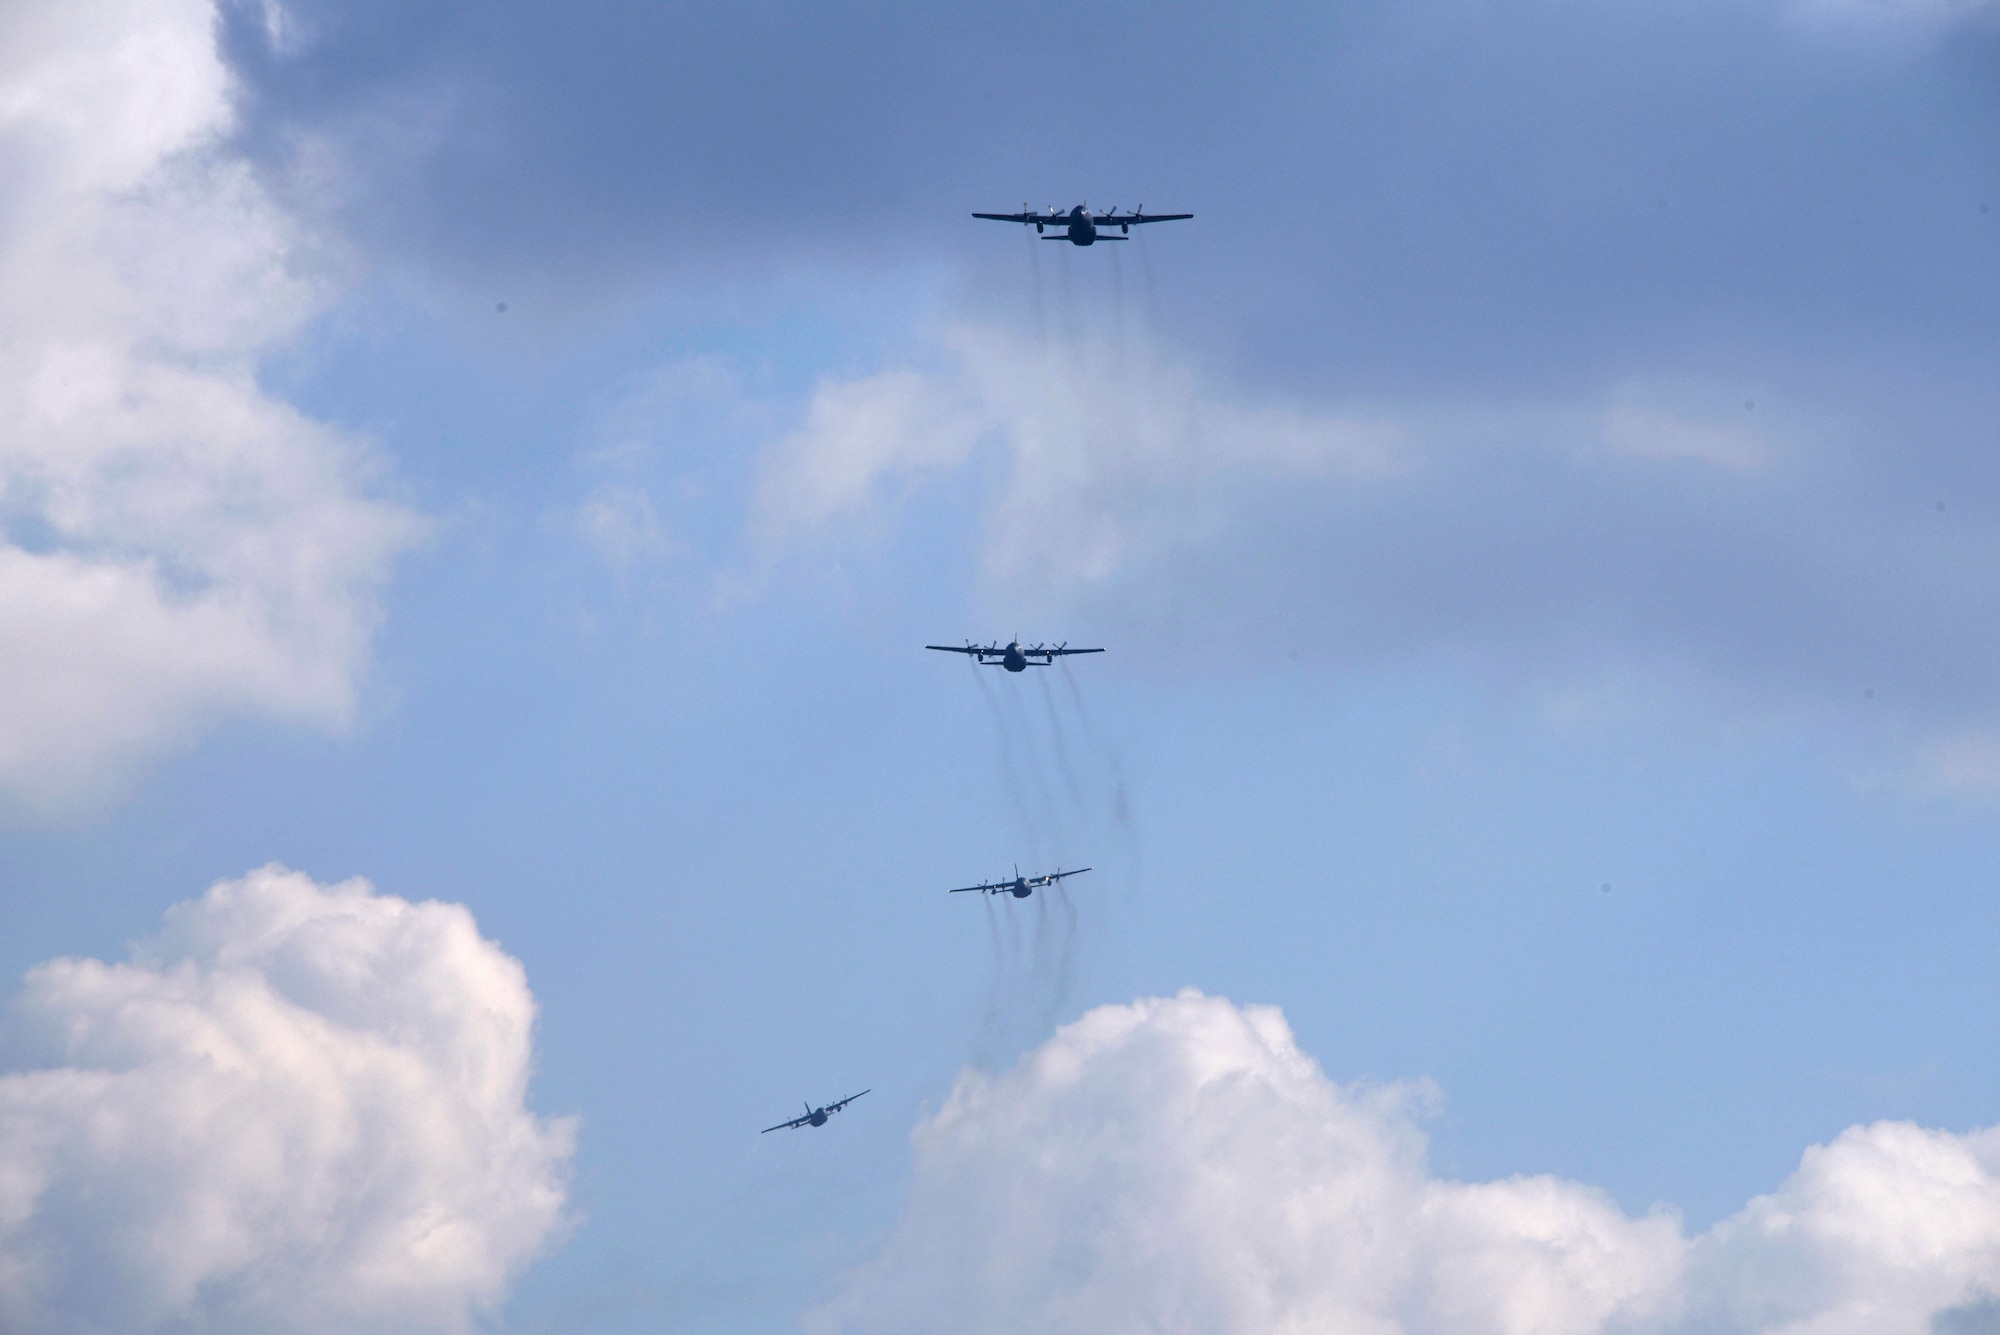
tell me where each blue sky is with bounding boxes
[4,2,2000,1332]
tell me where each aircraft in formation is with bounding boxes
[763,197,1171,1133]
[973,203,1193,246]
[949,866,1091,900]
[926,639,1105,672]
[763,1089,870,1133]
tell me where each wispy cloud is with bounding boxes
[577,484,677,574]
[752,366,988,548]
[751,324,2000,748]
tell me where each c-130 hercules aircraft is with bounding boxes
[762,1089,869,1133]
[926,640,1104,672]
[973,203,1192,246]
[950,866,1091,899]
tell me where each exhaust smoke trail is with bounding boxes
[948,655,1120,1063]
[1026,223,1045,350]
[1058,244,1078,351]
[1060,660,1146,901]
[1108,241,1129,387]
[1036,668,1088,808]
[996,672,1066,850]
[970,657,1041,857]
[1031,886,1051,976]
[1028,883,1077,1037]
[1058,661,1132,831]
[984,885,1004,967]
[976,890,1007,1059]
[1045,880,1080,1030]
[1137,226,1161,334]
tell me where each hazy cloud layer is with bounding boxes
[818,992,2000,1335]
[0,865,575,1334]
[753,324,2000,775]
[0,0,417,816]
[211,0,1999,760]
[220,0,1999,392]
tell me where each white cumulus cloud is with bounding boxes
[0,864,575,1335]
[0,0,419,817]
[818,991,1682,1335]
[818,991,2000,1335]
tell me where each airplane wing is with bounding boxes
[1045,646,1105,657]
[1029,867,1093,887]
[948,880,1004,894]
[762,1112,812,1134]
[826,1089,870,1113]
[927,644,997,657]
[975,211,1192,226]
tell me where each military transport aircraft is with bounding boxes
[926,640,1104,672]
[973,203,1192,246]
[949,866,1092,899]
[762,1089,869,1133]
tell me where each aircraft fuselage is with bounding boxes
[1001,642,1030,671]
[809,1110,828,1126]
[1035,205,1123,246]
[1010,879,1033,898]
